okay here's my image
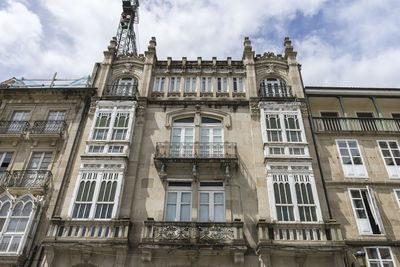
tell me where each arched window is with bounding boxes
[200,117,223,157]
[109,77,138,97]
[260,78,288,97]
[0,195,11,232]
[0,195,34,253]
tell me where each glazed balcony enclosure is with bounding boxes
[313,117,400,133]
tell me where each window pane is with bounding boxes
[181,192,191,203]
[199,205,209,222]
[8,236,21,252]
[214,193,224,204]
[379,248,391,259]
[0,236,11,251]
[367,248,379,259]
[166,204,176,221]
[180,204,190,221]
[199,193,209,204]
[167,192,177,203]
[214,205,224,222]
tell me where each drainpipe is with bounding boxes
[298,68,333,220]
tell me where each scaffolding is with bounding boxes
[116,0,139,56]
[4,73,91,88]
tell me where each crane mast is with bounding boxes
[116,0,139,56]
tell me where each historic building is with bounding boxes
[1,2,399,267]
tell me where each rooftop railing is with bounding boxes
[31,120,67,135]
[155,142,237,160]
[313,117,400,133]
[259,85,293,98]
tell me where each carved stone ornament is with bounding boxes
[154,225,190,240]
[199,226,234,240]
[266,64,275,74]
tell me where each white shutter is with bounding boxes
[366,187,385,234]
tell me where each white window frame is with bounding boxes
[0,194,36,255]
[233,77,244,92]
[348,187,385,235]
[217,77,228,93]
[68,163,124,220]
[364,246,397,267]
[267,164,322,223]
[153,77,166,92]
[185,77,197,92]
[198,182,225,222]
[377,140,400,179]
[89,104,135,143]
[394,189,400,210]
[201,77,213,92]
[164,182,192,222]
[169,77,181,92]
[336,139,368,178]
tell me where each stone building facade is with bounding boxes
[0,35,399,267]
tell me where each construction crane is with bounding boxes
[116,0,139,56]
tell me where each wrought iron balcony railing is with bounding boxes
[31,120,67,135]
[103,84,138,97]
[257,221,343,243]
[313,117,400,133]
[141,221,245,246]
[155,142,237,159]
[259,85,293,98]
[0,121,29,134]
[1,170,52,188]
[46,218,129,242]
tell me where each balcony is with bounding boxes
[0,121,29,135]
[259,85,293,98]
[1,170,52,193]
[257,221,344,247]
[103,84,138,98]
[31,120,67,135]
[312,117,400,133]
[155,142,237,162]
[140,221,246,262]
[45,218,129,245]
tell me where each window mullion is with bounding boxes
[176,192,182,221]
[280,114,287,143]
[289,174,300,221]
[107,108,118,141]
[89,172,102,219]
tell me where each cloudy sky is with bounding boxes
[1,0,399,87]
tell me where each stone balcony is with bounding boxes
[312,117,400,133]
[140,220,247,262]
[0,121,29,144]
[257,221,344,248]
[45,218,130,245]
[30,120,67,135]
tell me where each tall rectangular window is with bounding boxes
[71,171,122,219]
[201,77,213,92]
[169,77,181,92]
[217,77,228,92]
[284,115,302,142]
[8,111,29,133]
[365,247,396,267]
[198,182,225,222]
[233,77,244,92]
[92,113,111,140]
[23,152,52,187]
[91,108,133,142]
[336,140,368,178]
[44,111,66,133]
[349,188,384,235]
[268,165,321,222]
[185,77,197,92]
[377,140,400,179]
[112,113,130,140]
[164,182,192,222]
[265,114,282,142]
[153,77,166,92]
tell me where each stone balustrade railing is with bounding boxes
[46,218,130,241]
[258,221,343,243]
[142,220,244,245]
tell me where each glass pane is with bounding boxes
[341,156,352,164]
[379,248,392,259]
[354,199,364,209]
[337,141,347,147]
[8,236,21,252]
[0,236,11,251]
[22,202,32,216]
[0,202,10,216]
[366,248,379,259]
[351,190,361,198]
[350,149,360,157]
[6,219,17,231]
[98,181,106,202]
[356,209,367,219]
[214,193,224,204]
[12,203,22,216]
[199,193,209,204]
[348,141,357,148]
[382,263,394,267]
[166,204,176,221]
[181,192,191,203]
[167,192,177,203]
[214,205,224,222]
[274,184,280,204]
[353,157,362,165]
[180,204,190,221]
[379,141,388,148]
[199,205,209,222]
[16,218,28,232]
